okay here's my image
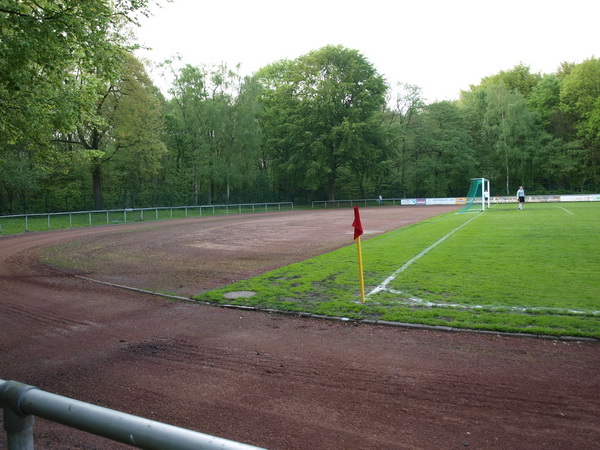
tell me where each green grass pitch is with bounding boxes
[197,202,600,338]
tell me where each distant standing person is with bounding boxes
[517,186,525,209]
[378,194,383,206]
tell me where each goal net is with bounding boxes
[456,178,490,213]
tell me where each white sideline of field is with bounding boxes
[558,206,575,215]
[367,213,482,297]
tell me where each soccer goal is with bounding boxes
[456,178,490,213]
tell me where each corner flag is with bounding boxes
[352,206,364,240]
[352,207,366,303]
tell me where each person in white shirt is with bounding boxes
[517,186,525,209]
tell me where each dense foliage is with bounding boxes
[1,3,598,213]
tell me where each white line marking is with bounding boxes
[382,288,599,315]
[558,206,575,216]
[368,213,481,296]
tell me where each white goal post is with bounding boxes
[457,178,491,213]
[480,177,491,210]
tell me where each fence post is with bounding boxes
[4,408,35,449]
[1,380,36,450]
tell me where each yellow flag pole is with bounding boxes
[356,235,366,304]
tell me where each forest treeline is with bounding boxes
[1,1,599,214]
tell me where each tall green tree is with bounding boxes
[382,83,424,198]
[258,45,388,200]
[560,57,600,186]
[461,84,540,194]
[479,63,542,99]
[255,59,308,200]
[56,53,166,209]
[0,0,152,148]
[166,63,262,204]
[165,64,209,204]
[528,75,567,135]
[528,74,581,191]
[413,101,474,196]
[98,56,168,205]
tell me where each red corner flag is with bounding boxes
[352,206,364,240]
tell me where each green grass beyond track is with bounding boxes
[197,202,600,338]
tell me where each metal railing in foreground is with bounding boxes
[0,379,264,450]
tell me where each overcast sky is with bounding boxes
[134,0,599,103]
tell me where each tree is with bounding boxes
[0,149,42,213]
[258,45,388,200]
[165,64,210,204]
[527,74,582,191]
[382,83,425,198]
[255,59,310,200]
[528,75,567,135]
[413,101,474,196]
[99,56,168,205]
[56,53,167,209]
[484,85,539,194]
[560,57,600,186]
[0,0,152,148]
[479,63,542,98]
[460,84,540,194]
[166,63,262,204]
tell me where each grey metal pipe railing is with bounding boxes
[0,379,264,450]
[0,202,295,234]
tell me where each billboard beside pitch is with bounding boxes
[401,198,458,206]
[400,194,600,206]
[560,194,600,202]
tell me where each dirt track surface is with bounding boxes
[1,206,599,449]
